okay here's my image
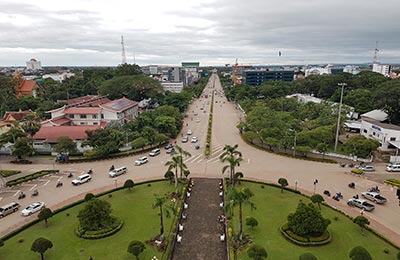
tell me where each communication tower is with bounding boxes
[121,35,127,64]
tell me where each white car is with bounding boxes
[347,198,375,211]
[108,166,127,178]
[191,137,198,143]
[187,130,193,135]
[149,148,161,157]
[358,165,375,172]
[21,202,45,216]
[72,173,92,185]
[135,156,148,166]
[361,192,387,204]
[182,136,189,143]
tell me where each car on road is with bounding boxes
[21,202,45,216]
[191,137,198,143]
[165,143,173,149]
[135,156,148,166]
[0,202,20,218]
[361,191,387,204]
[72,173,92,185]
[347,198,375,211]
[187,130,193,135]
[108,166,127,178]
[149,148,161,157]
[166,147,175,154]
[386,164,400,172]
[182,136,188,143]
[357,165,375,171]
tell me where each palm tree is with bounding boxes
[152,195,174,240]
[165,156,180,191]
[234,172,244,185]
[226,187,255,240]
[174,145,191,179]
[220,144,243,185]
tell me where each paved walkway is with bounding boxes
[172,178,227,260]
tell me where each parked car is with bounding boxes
[182,136,189,143]
[135,156,148,166]
[0,202,20,218]
[347,198,375,211]
[165,143,173,149]
[108,166,127,178]
[358,165,375,171]
[187,130,193,135]
[386,164,400,172]
[166,147,175,154]
[361,191,387,204]
[21,202,45,216]
[72,173,92,185]
[191,137,198,143]
[149,148,161,157]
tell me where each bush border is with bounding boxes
[0,170,21,178]
[6,170,59,187]
[75,219,124,239]
[280,224,332,247]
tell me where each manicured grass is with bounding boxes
[0,181,177,260]
[229,181,399,260]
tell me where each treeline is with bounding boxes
[222,71,400,125]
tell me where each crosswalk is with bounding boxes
[183,144,227,164]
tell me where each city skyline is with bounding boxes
[1,0,400,66]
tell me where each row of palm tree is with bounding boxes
[164,145,191,192]
[220,144,243,186]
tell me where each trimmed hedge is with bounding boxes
[6,170,59,186]
[351,169,364,175]
[204,91,214,156]
[76,219,123,239]
[384,178,400,187]
[280,224,332,246]
[0,170,21,177]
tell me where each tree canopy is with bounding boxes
[77,199,116,231]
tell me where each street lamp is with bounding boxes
[334,83,346,152]
[313,179,319,194]
[295,180,298,191]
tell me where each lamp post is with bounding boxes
[313,179,319,194]
[334,83,346,153]
[295,180,298,191]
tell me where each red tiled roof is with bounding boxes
[51,117,71,126]
[67,95,111,107]
[16,80,39,96]
[100,97,139,112]
[34,125,103,142]
[67,95,99,105]
[2,110,34,121]
[64,107,101,114]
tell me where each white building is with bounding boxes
[161,82,184,93]
[372,63,391,77]
[343,66,360,75]
[42,72,75,82]
[304,66,331,77]
[26,58,42,71]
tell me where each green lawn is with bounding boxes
[0,181,177,260]
[229,181,399,260]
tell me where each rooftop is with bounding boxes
[100,97,139,112]
[34,125,104,142]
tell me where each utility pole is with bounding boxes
[334,83,346,152]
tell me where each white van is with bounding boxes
[386,164,400,172]
[0,202,20,218]
[72,173,92,185]
[109,166,127,178]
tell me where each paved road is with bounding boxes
[1,74,399,246]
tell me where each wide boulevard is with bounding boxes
[1,74,399,245]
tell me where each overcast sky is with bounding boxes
[1,0,399,66]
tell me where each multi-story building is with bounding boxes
[372,63,391,77]
[244,70,294,86]
[161,82,184,93]
[343,66,360,75]
[26,58,42,71]
[182,62,200,86]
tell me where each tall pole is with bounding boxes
[121,35,127,64]
[334,83,346,152]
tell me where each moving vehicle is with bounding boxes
[21,202,45,216]
[187,130,193,135]
[361,191,387,204]
[0,202,20,218]
[386,164,400,172]
[165,143,173,149]
[191,137,198,143]
[357,165,375,171]
[149,148,161,157]
[182,136,189,143]
[166,147,175,154]
[109,166,127,178]
[347,198,375,211]
[72,173,92,185]
[135,156,148,166]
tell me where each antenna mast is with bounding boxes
[121,35,127,64]
[373,41,379,64]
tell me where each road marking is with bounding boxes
[13,190,21,197]
[248,158,251,164]
[42,180,50,186]
[0,197,2,201]
[29,184,37,191]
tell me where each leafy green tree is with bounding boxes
[12,137,34,159]
[31,237,53,260]
[242,131,260,144]
[152,195,174,240]
[165,156,182,191]
[174,145,191,178]
[246,217,258,229]
[397,251,400,260]
[310,194,324,210]
[83,127,125,156]
[299,252,319,260]
[131,137,148,150]
[343,89,373,114]
[226,187,255,240]
[343,135,379,158]
[287,201,331,239]
[278,178,288,193]
[316,143,328,159]
[124,179,135,191]
[234,172,244,185]
[127,240,146,260]
[247,244,268,260]
[115,63,143,76]
[20,113,41,148]
[353,216,370,234]
[164,170,174,184]
[372,79,400,124]
[38,208,53,227]
[77,199,115,231]
[54,136,77,154]
[155,116,177,137]
[349,246,372,260]
[0,239,4,247]
[220,144,243,186]
[84,193,95,201]
[230,234,252,260]
[153,133,169,145]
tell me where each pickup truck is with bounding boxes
[347,198,375,211]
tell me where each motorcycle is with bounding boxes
[56,181,63,188]
[323,190,331,197]
[348,182,355,189]
[18,192,26,199]
[67,172,73,178]
[87,169,93,174]
[332,192,343,201]
[109,165,115,171]
[31,190,39,197]
[368,186,380,193]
